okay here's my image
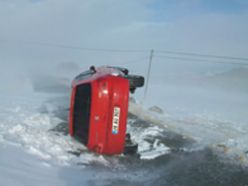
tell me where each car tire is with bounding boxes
[124,133,138,155]
[126,75,145,88]
[124,143,138,155]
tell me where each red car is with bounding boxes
[69,66,144,155]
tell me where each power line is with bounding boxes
[0,39,148,54]
[156,50,248,62]
[155,55,248,66]
[1,39,248,62]
[117,56,149,66]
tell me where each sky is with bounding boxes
[0,0,248,79]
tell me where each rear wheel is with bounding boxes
[125,75,144,93]
[124,133,138,155]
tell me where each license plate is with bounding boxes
[112,107,120,134]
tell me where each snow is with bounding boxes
[0,145,94,186]
[0,92,111,167]
[139,139,171,160]
[129,96,248,165]
[0,90,173,166]
[127,118,171,160]
[0,63,248,185]
[130,67,248,166]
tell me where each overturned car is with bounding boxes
[69,66,144,155]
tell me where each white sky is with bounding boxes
[0,0,247,73]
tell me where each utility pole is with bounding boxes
[143,49,154,103]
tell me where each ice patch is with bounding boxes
[127,118,172,160]
[140,139,171,160]
[27,146,52,160]
[77,154,110,167]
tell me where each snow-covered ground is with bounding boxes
[134,65,248,166]
[0,63,248,185]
